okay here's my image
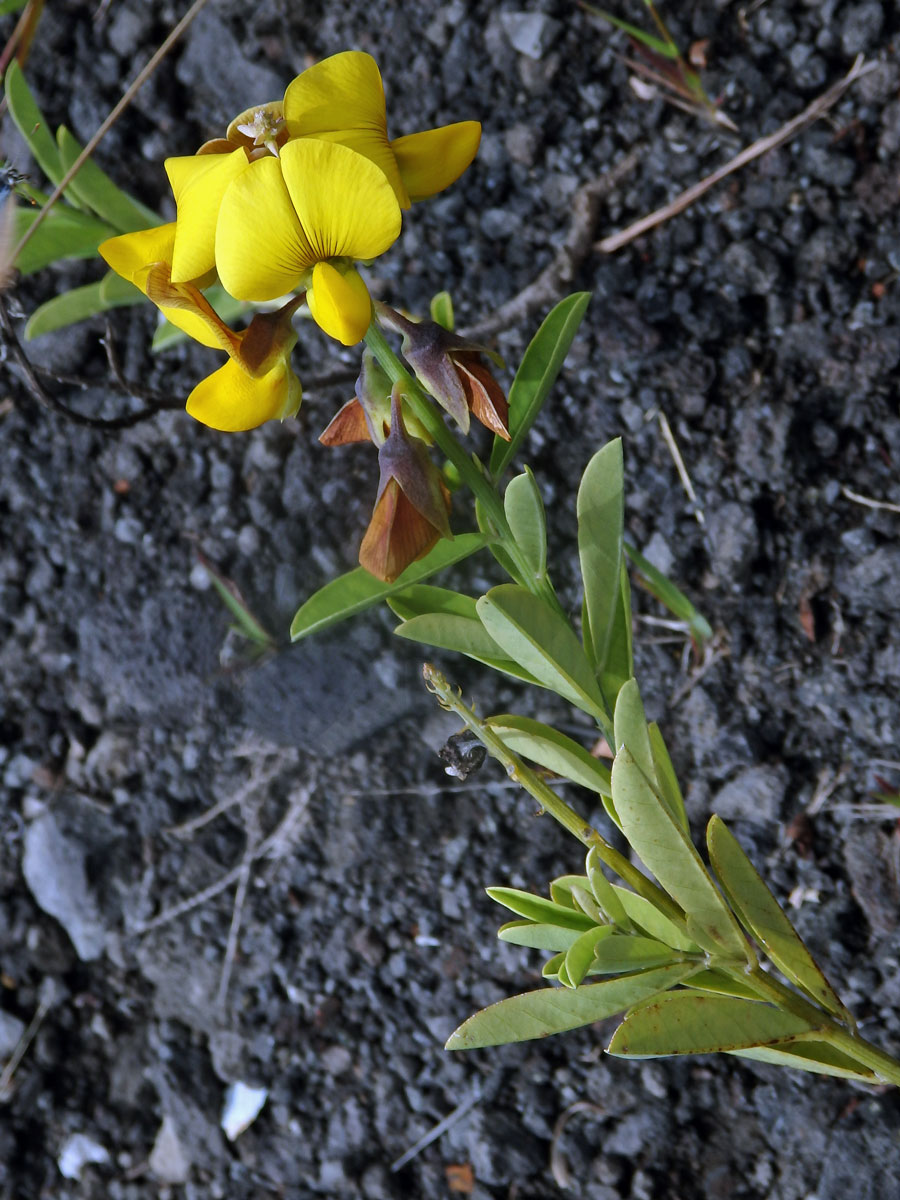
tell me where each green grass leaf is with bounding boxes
[446,963,697,1049]
[25,269,143,339]
[289,533,487,640]
[5,61,68,193]
[489,292,591,480]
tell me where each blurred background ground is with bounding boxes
[1,1,900,1197]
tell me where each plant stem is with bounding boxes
[733,963,900,1086]
[363,321,565,618]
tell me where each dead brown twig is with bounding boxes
[460,148,641,342]
[596,54,875,254]
[11,0,214,264]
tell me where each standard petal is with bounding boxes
[279,139,401,264]
[283,52,407,204]
[391,121,482,202]
[99,223,177,285]
[166,149,250,282]
[186,356,301,432]
[215,156,315,301]
[306,261,372,346]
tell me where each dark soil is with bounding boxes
[2,2,900,1197]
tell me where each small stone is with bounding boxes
[500,12,560,59]
[0,1009,26,1057]
[58,1133,110,1180]
[841,2,884,55]
[221,1082,268,1141]
[22,814,105,961]
[712,765,788,825]
[149,1116,191,1185]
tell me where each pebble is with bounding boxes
[22,813,105,961]
[499,12,560,60]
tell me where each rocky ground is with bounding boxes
[1,1,900,1197]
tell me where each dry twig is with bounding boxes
[596,55,875,254]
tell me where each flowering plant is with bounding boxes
[13,48,900,1089]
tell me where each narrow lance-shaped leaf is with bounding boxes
[486,714,611,797]
[490,292,591,479]
[577,439,624,675]
[586,847,631,928]
[13,204,115,275]
[487,887,597,933]
[589,934,683,975]
[290,533,487,640]
[599,558,634,708]
[612,885,698,953]
[611,746,749,959]
[607,991,818,1058]
[727,1042,878,1084]
[395,612,542,688]
[504,467,547,580]
[564,926,612,988]
[5,61,69,195]
[624,540,713,647]
[707,815,852,1022]
[446,962,698,1049]
[613,678,657,788]
[498,922,584,952]
[56,126,160,232]
[476,584,608,723]
[648,722,689,834]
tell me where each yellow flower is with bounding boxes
[167,139,401,346]
[99,224,302,431]
[282,50,482,208]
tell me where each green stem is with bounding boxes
[734,964,900,1086]
[364,321,564,618]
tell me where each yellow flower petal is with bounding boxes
[279,139,401,264]
[282,50,408,206]
[215,156,315,301]
[99,223,177,284]
[307,261,372,346]
[166,149,250,283]
[186,355,301,432]
[391,121,482,202]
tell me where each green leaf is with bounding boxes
[498,921,585,952]
[612,746,748,959]
[503,467,547,580]
[589,933,683,975]
[430,290,454,330]
[549,875,593,908]
[727,1042,878,1083]
[586,848,631,928]
[577,439,624,677]
[648,722,689,834]
[612,886,698,952]
[598,559,634,707]
[565,926,614,988]
[543,952,567,982]
[446,962,698,1049]
[607,991,817,1058]
[12,203,115,275]
[582,4,678,59]
[24,270,142,340]
[56,126,160,232]
[489,292,591,479]
[476,584,607,721]
[624,540,713,646]
[486,714,611,797]
[289,533,487,640]
[386,583,475,623]
[687,969,767,1001]
[475,496,527,586]
[613,678,656,788]
[98,270,144,304]
[395,612,541,686]
[486,887,596,932]
[5,61,68,193]
[0,0,29,15]
[569,884,605,925]
[707,816,852,1021]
